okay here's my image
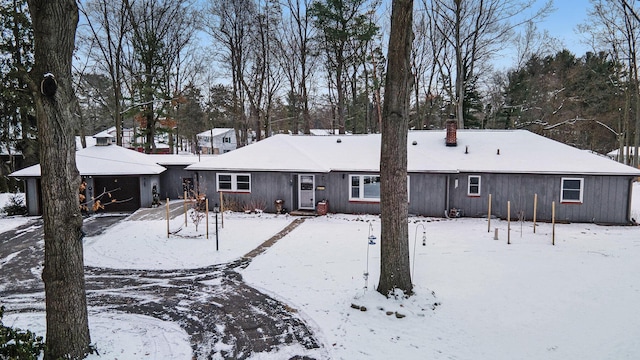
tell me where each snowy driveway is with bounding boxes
[0,211,321,359]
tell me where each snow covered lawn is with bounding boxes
[83,212,293,270]
[243,215,640,359]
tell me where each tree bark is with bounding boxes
[26,0,91,358]
[377,0,414,296]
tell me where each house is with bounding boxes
[186,127,640,224]
[197,128,237,154]
[607,146,637,165]
[10,134,166,215]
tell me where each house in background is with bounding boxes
[197,128,237,154]
[187,128,640,224]
[309,129,341,136]
[607,146,637,165]
[10,134,166,215]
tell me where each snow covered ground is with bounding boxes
[0,192,32,230]
[2,183,640,359]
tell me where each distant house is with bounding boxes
[607,146,637,165]
[309,129,341,136]
[10,134,166,215]
[197,128,237,154]
[187,128,640,224]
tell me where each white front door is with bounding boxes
[298,174,315,209]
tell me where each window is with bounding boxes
[468,175,481,196]
[348,175,410,202]
[350,175,381,201]
[217,173,251,192]
[223,137,231,143]
[561,177,583,203]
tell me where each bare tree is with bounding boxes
[279,0,318,134]
[206,0,256,146]
[423,0,551,128]
[378,0,413,296]
[586,0,640,167]
[78,0,129,146]
[310,0,379,134]
[121,0,195,153]
[513,20,561,70]
[242,0,283,140]
[24,0,91,358]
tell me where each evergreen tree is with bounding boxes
[0,0,37,191]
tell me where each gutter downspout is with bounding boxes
[445,175,451,218]
[629,178,637,224]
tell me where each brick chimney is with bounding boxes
[445,120,457,147]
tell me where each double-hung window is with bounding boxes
[350,175,381,201]
[217,173,251,192]
[468,175,481,196]
[561,177,583,203]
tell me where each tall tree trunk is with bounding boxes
[454,0,465,129]
[336,64,346,134]
[26,0,91,358]
[378,0,414,297]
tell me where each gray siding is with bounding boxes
[160,165,195,199]
[194,169,634,224]
[25,178,40,215]
[199,171,293,213]
[449,173,634,224]
[408,173,448,217]
[139,175,160,208]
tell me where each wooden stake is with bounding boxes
[206,198,209,239]
[219,192,224,228]
[533,193,538,233]
[184,191,188,227]
[507,201,511,245]
[166,198,170,238]
[552,201,556,246]
[487,193,492,233]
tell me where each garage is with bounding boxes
[92,176,141,212]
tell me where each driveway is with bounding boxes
[0,205,322,359]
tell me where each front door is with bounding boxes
[298,174,315,209]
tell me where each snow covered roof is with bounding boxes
[75,136,97,149]
[93,130,115,138]
[149,154,216,166]
[187,130,640,176]
[196,128,235,138]
[309,129,340,136]
[10,144,166,177]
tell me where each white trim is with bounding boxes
[349,174,381,202]
[560,177,583,203]
[298,174,315,209]
[216,173,251,192]
[467,175,481,196]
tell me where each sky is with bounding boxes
[534,0,591,53]
[493,0,592,69]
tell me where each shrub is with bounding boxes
[2,194,27,216]
[0,306,46,359]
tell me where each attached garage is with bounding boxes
[11,135,166,215]
[92,176,141,212]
